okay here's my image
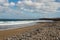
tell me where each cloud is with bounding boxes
[0,0,60,13]
[3,3,10,6]
[16,0,60,13]
[0,0,60,19]
[23,0,33,6]
[0,0,5,3]
[10,2,15,6]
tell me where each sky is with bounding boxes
[0,0,60,19]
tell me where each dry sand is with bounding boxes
[0,22,60,40]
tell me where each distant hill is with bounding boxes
[40,18,60,21]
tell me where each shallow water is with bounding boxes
[0,21,37,31]
[0,20,53,31]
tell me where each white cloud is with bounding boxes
[17,1,22,4]
[10,2,15,6]
[15,0,60,13]
[3,3,10,6]
[0,0,5,3]
[23,0,33,6]
[0,0,60,18]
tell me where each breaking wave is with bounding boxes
[0,21,37,30]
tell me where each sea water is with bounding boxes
[0,20,53,31]
[0,21,37,30]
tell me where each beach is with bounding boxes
[0,21,60,40]
[0,21,37,31]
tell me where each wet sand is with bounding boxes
[0,22,37,40]
[0,22,60,40]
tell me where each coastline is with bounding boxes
[0,21,37,31]
[0,22,60,40]
[0,20,53,31]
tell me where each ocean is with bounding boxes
[0,19,53,30]
[0,20,37,30]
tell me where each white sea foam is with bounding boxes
[0,21,36,25]
[0,21,37,30]
[0,20,53,25]
[0,20,53,31]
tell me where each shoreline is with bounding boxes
[0,22,60,40]
[0,22,37,31]
[0,20,53,31]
